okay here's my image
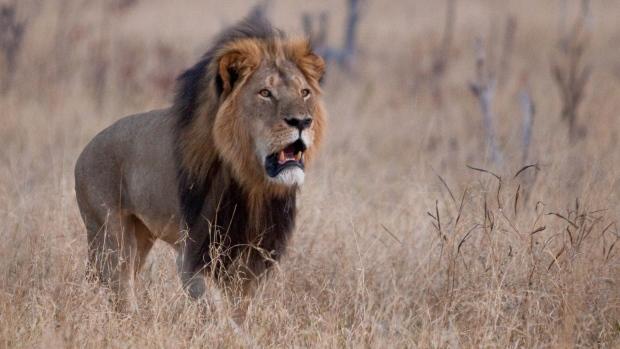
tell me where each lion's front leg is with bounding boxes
[228,274,259,325]
[176,242,207,299]
[221,249,273,324]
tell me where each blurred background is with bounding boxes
[0,0,619,347]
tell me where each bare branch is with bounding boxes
[497,15,517,87]
[552,0,592,142]
[469,38,501,163]
[519,88,536,163]
[302,0,363,71]
[0,3,26,94]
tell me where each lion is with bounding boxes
[74,16,326,314]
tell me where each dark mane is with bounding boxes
[171,15,298,284]
[173,15,282,129]
[173,14,285,236]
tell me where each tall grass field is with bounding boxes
[0,0,619,347]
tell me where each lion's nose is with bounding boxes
[284,116,312,131]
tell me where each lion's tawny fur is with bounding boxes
[74,16,326,313]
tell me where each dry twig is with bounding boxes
[552,0,592,142]
[469,39,502,163]
[302,0,363,71]
[0,2,25,94]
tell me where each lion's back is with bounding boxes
[74,108,181,236]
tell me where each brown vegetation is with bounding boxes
[0,0,618,347]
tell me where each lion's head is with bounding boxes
[175,18,326,196]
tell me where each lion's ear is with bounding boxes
[300,51,326,85]
[289,40,326,87]
[216,41,261,97]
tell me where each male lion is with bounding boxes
[74,16,326,313]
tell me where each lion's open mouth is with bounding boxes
[265,139,306,177]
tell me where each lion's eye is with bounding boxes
[301,88,311,98]
[259,89,272,98]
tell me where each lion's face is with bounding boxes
[241,60,322,186]
[212,39,325,192]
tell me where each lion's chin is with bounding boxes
[268,166,305,187]
[263,139,307,187]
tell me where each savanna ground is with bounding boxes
[1,0,619,347]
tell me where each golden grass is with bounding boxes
[0,0,619,347]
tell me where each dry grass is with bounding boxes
[1,0,619,347]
